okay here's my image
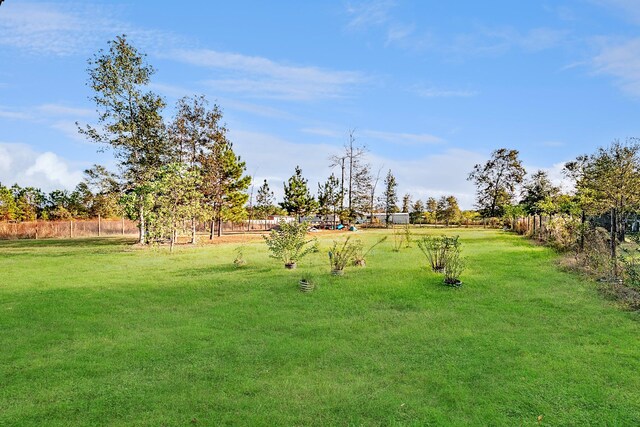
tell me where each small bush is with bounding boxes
[263,220,317,267]
[353,236,388,266]
[328,237,359,273]
[417,235,460,272]
[443,249,465,286]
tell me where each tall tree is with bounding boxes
[440,195,461,226]
[410,199,424,224]
[201,138,251,238]
[256,179,275,218]
[168,95,230,242]
[401,193,412,213]
[382,169,398,226]
[329,130,368,222]
[317,173,341,226]
[467,148,526,217]
[425,197,438,224]
[281,166,317,221]
[520,170,560,215]
[567,139,640,274]
[79,35,169,244]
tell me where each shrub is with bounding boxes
[353,236,388,266]
[443,248,465,286]
[233,244,247,268]
[263,220,317,267]
[417,235,460,272]
[328,237,359,274]
[391,227,405,252]
[621,255,640,288]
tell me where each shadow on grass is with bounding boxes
[0,237,137,249]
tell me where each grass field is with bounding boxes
[1,228,639,426]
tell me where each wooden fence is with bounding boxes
[0,218,288,240]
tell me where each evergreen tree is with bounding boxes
[382,169,398,226]
[410,199,424,224]
[401,193,412,213]
[256,179,275,220]
[317,173,342,226]
[281,166,317,220]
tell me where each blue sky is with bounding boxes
[1,0,640,208]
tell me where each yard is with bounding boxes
[1,228,639,425]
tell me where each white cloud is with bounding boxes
[36,104,93,118]
[0,2,183,56]
[169,48,364,100]
[0,143,84,191]
[361,129,444,145]
[591,0,640,24]
[415,87,479,98]
[346,0,395,30]
[592,37,640,96]
[302,127,444,145]
[0,109,31,120]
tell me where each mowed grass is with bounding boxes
[1,229,639,426]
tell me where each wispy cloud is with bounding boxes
[592,37,640,96]
[346,0,395,30]
[414,87,479,98]
[361,129,444,145]
[0,1,183,56]
[450,27,569,57]
[36,104,93,117]
[0,108,31,120]
[170,48,365,100]
[591,0,640,24]
[302,127,444,145]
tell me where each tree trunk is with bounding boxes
[98,214,101,237]
[611,207,618,277]
[217,217,222,237]
[139,204,145,244]
[580,210,585,252]
[191,218,196,244]
[209,220,214,240]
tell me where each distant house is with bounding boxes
[359,213,410,225]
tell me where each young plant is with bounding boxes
[417,235,460,272]
[392,227,405,252]
[233,244,247,268]
[443,248,465,286]
[353,236,388,266]
[328,236,359,275]
[403,224,413,248]
[299,273,317,292]
[263,220,317,268]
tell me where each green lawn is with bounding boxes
[1,229,639,426]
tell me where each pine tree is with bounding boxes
[382,169,398,226]
[281,166,317,221]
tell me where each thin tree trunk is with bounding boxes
[191,217,196,244]
[611,207,618,277]
[98,214,101,237]
[209,220,214,240]
[580,210,585,252]
[217,217,222,237]
[139,204,145,244]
